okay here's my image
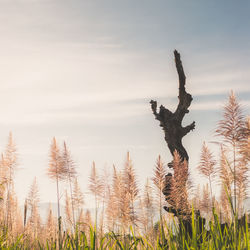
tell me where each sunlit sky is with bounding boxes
[0,0,249,208]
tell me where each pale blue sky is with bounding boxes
[0,0,249,206]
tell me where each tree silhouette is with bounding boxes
[150,50,195,163]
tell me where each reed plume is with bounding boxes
[89,161,103,246]
[99,167,109,235]
[237,117,250,215]
[72,178,84,218]
[47,137,67,217]
[219,146,232,195]
[152,155,166,222]
[65,190,73,231]
[62,141,77,229]
[89,162,102,225]
[5,132,18,229]
[0,154,7,197]
[200,183,211,217]
[26,177,41,240]
[85,209,93,228]
[45,204,57,242]
[215,91,246,212]
[123,152,139,227]
[112,164,130,233]
[239,117,250,162]
[141,178,154,233]
[77,209,86,232]
[170,151,190,217]
[220,182,232,223]
[47,137,67,247]
[198,142,216,207]
[105,185,117,231]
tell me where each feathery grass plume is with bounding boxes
[0,154,7,225]
[85,209,93,228]
[239,117,250,162]
[220,182,232,223]
[47,137,67,217]
[7,190,21,239]
[89,161,102,246]
[77,208,86,232]
[0,154,7,224]
[0,154,8,196]
[107,166,120,231]
[170,151,190,217]
[105,185,117,231]
[237,117,250,215]
[106,165,128,232]
[216,91,246,145]
[215,91,246,212]
[141,178,154,234]
[198,142,216,207]
[112,164,130,233]
[200,183,211,218]
[62,141,77,229]
[152,155,166,223]
[27,178,40,213]
[46,204,57,242]
[99,167,110,236]
[72,178,84,219]
[219,146,233,222]
[219,146,233,196]
[26,177,41,240]
[236,161,248,217]
[5,132,17,177]
[64,190,73,232]
[14,202,24,237]
[191,184,201,211]
[47,137,67,247]
[4,196,23,245]
[4,132,18,229]
[26,207,41,243]
[83,209,93,237]
[123,152,139,228]
[138,198,147,234]
[89,162,102,216]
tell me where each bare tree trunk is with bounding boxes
[150,50,196,234]
[150,50,195,163]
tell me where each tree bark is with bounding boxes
[150,50,195,216]
[150,50,195,163]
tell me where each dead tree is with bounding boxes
[150,51,250,239]
[150,50,195,219]
[150,50,202,237]
[150,50,195,163]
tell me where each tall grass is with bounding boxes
[0,210,248,249]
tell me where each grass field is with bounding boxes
[0,211,249,249]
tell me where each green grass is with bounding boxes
[0,212,249,249]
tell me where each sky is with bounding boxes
[0,0,249,208]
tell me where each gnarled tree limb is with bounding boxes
[150,50,195,163]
